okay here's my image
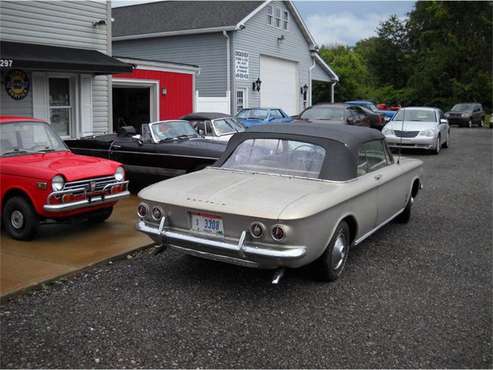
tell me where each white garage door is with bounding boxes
[260,55,299,116]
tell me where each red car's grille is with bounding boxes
[63,176,116,192]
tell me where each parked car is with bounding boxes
[377,103,401,112]
[445,103,485,128]
[298,103,375,128]
[382,107,450,154]
[136,123,423,283]
[180,112,244,142]
[346,100,395,122]
[236,108,293,127]
[0,116,130,240]
[65,120,227,182]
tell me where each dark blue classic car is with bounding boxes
[236,108,293,127]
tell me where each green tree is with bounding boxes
[406,1,493,110]
[314,45,370,103]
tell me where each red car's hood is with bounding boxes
[1,151,120,181]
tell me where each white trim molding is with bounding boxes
[115,57,200,75]
[113,26,236,41]
[314,53,339,82]
[112,78,160,122]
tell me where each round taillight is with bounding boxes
[249,222,265,239]
[137,203,148,218]
[152,206,163,221]
[271,225,286,241]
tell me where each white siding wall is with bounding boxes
[231,1,315,114]
[0,0,112,133]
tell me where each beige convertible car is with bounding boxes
[136,123,423,283]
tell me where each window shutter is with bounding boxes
[32,72,49,121]
[79,74,93,137]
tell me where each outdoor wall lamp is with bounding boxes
[300,83,309,96]
[92,19,107,27]
[252,78,262,92]
[162,87,167,96]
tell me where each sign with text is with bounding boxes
[234,50,249,80]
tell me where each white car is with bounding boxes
[181,112,245,142]
[382,107,450,154]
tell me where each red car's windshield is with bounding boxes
[0,121,68,157]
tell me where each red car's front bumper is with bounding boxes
[43,179,129,214]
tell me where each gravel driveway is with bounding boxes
[1,128,491,369]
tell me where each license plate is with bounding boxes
[191,212,224,235]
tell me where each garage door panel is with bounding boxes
[260,56,298,116]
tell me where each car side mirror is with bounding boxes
[198,129,205,136]
[440,119,448,124]
[268,116,275,121]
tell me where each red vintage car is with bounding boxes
[0,116,130,240]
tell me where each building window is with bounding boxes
[266,5,272,25]
[275,7,281,28]
[236,88,247,113]
[49,77,73,137]
[283,10,289,30]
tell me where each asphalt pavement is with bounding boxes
[1,128,491,368]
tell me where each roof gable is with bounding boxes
[113,1,263,38]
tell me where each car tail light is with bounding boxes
[137,203,149,218]
[249,222,265,239]
[151,206,163,221]
[271,225,286,241]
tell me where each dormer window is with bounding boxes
[266,5,273,25]
[275,7,281,27]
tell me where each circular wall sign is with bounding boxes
[5,69,30,100]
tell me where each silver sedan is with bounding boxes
[382,107,450,154]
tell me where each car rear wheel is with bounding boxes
[3,196,40,241]
[87,207,113,223]
[315,221,350,282]
[396,196,413,224]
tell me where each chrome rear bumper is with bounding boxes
[136,219,306,269]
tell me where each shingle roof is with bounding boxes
[113,1,263,38]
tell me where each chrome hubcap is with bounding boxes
[10,210,24,229]
[332,234,346,270]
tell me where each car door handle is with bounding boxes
[112,144,122,149]
[374,174,382,180]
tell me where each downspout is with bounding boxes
[309,56,316,107]
[331,81,337,103]
[223,30,231,114]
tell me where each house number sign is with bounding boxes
[234,50,249,81]
[4,69,30,100]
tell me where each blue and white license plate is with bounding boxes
[191,212,224,235]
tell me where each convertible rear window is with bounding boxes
[221,138,326,179]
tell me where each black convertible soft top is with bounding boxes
[180,112,230,121]
[215,123,386,181]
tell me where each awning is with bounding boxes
[1,41,133,75]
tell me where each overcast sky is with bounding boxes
[111,1,416,46]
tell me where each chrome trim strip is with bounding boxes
[209,167,358,184]
[44,189,130,212]
[354,207,405,245]
[136,220,306,259]
[71,147,218,161]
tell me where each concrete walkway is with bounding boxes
[0,195,152,297]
